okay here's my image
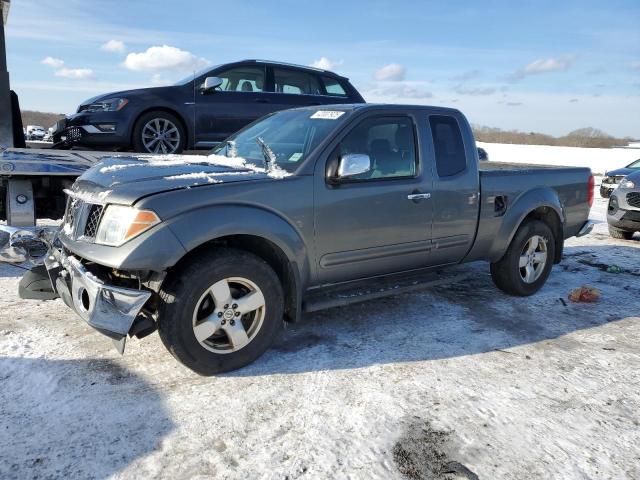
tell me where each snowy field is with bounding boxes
[1,148,640,479]
[477,141,639,174]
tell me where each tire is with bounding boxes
[490,219,556,296]
[157,248,284,375]
[132,110,186,154]
[608,226,634,240]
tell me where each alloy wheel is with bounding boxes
[192,277,266,354]
[519,235,548,283]
[141,118,181,154]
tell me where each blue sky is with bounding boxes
[5,0,640,137]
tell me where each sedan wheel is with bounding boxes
[141,118,181,154]
[192,277,266,354]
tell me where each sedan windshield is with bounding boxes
[211,109,348,173]
[628,158,640,168]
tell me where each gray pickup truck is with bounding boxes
[4,104,594,374]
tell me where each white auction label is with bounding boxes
[310,110,345,120]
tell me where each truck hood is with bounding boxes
[69,154,290,205]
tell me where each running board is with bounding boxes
[303,266,472,313]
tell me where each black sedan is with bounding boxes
[53,59,365,154]
[600,158,640,198]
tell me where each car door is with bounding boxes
[313,113,434,285]
[425,113,480,266]
[194,65,275,146]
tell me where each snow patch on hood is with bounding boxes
[63,188,112,204]
[164,172,223,183]
[98,153,291,179]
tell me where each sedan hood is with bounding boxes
[78,86,177,108]
[68,154,289,205]
[605,167,638,177]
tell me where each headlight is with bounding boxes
[620,178,636,189]
[82,98,129,113]
[95,205,160,246]
[602,176,614,184]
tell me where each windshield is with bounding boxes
[210,109,348,173]
[628,158,640,168]
[173,65,221,86]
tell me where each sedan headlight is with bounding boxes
[95,205,160,246]
[620,178,636,189]
[81,98,129,113]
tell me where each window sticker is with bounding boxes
[310,110,345,120]
[289,152,303,162]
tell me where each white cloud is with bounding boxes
[310,57,342,71]
[41,56,64,69]
[54,68,95,80]
[511,57,573,80]
[454,85,496,96]
[150,73,169,86]
[374,63,406,81]
[123,45,209,72]
[364,82,433,102]
[101,39,126,54]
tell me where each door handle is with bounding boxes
[407,193,431,201]
[254,99,270,103]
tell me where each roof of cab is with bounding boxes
[291,103,463,115]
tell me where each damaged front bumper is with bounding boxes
[44,247,152,351]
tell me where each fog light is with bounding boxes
[608,196,618,214]
[96,124,116,132]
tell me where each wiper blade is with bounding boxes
[255,137,275,172]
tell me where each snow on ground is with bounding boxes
[1,169,640,480]
[477,142,639,174]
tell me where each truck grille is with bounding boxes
[63,196,104,240]
[627,192,640,208]
[83,205,104,238]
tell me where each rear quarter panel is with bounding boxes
[466,163,591,263]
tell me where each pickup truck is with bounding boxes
[3,104,594,375]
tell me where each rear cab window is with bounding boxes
[429,115,467,177]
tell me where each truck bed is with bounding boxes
[465,161,592,263]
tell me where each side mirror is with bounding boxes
[201,76,223,94]
[337,153,371,179]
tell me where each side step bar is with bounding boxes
[303,266,473,313]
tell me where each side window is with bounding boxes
[274,68,322,95]
[320,76,347,97]
[429,115,467,177]
[214,66,265,92]
[338,117,417,180]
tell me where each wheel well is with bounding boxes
[167,235,300,323]
[132,107,190,148]
[524,207,563,263]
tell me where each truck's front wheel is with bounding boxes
[157,249,284,375]
[490,219,555,296]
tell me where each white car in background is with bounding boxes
[26,125,46,140]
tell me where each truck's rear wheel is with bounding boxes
[490,219,555,296]
[157,249,284,375]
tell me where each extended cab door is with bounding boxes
[424,113,480,265]
[313,112,434,285]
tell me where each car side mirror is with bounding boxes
[333,153,371,182]
[201,76,223,94]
